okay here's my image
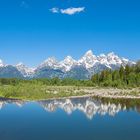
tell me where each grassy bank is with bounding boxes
[0,84,87,100]
[0,83,140,100]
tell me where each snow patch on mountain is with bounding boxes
[78,50,98,69]
[60,56,77,72]
[38,57,60,70]
[16,62,35,77]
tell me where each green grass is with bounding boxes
[0,82,139,101]
[0,84,87,100]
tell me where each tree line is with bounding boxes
[91,61,140,87]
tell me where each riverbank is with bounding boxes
[77,87,140,99]
[0,84,140,100]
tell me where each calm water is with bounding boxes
[0,97,140,140]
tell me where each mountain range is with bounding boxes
[0,50,135,79]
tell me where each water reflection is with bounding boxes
[0,97,140,120]
[0,98,25,109]
[0,98,139,119]
[0,97,140,140]
[38,98,125,119]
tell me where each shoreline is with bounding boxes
[38,92,140,101]
[0,87,140,101]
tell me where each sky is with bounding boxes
[0,0,140,67]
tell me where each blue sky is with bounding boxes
[0,0,140,67]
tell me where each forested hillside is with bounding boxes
[91,61,140,87]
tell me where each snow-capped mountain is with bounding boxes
[60,56,77,72]
[16,63,35,77]
[37,56,77,72]
[78,50,98,69]
[97,52,127,69]
[38,57,60,70]
[37,50,135,72]
[0,50,136,79]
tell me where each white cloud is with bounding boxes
[49,7,59,13]
[50,7,85,15]
[60,7,85,15]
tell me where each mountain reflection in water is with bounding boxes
[38,98,125,119]
[1,97,140,120]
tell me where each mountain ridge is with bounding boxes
[0,50,136,79]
